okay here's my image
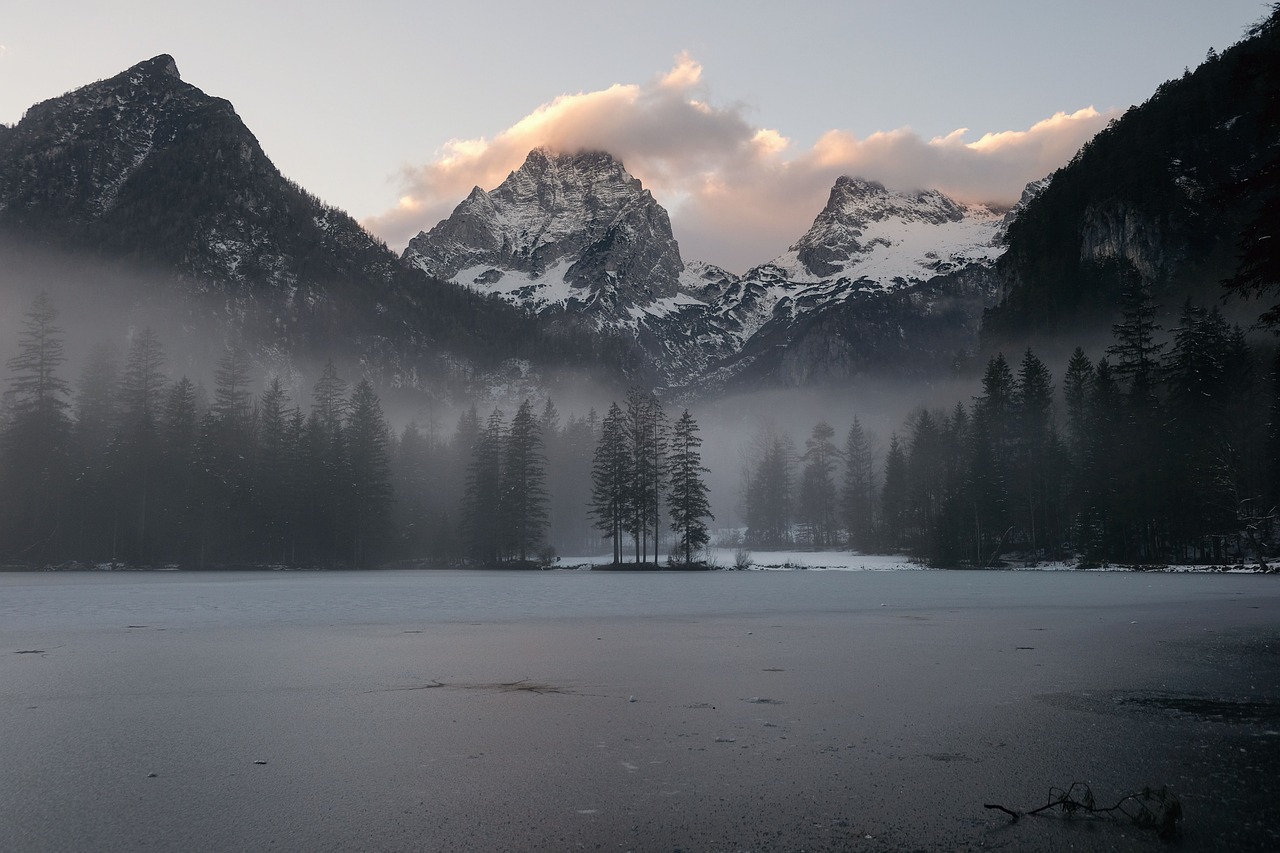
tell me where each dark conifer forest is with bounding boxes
[4,281,1276,569]
[738,279,1276,568]
[0,292,718,568]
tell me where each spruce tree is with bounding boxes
[346,379,393,567]
[462,408,504,564]
[841,417,877,551]
[0,293,74,562]
[157,377,200,563]
[1014,348,1055,555]
[624,387,666,564]
[880,433,909,550]
[256,378,293,562]
[499,399,549,562]
[744,429,795,547]
[115,328,169,563]
[589,403,631,564]
[666,410,713,565]
[71,342,122,558]
[797,422,840,547]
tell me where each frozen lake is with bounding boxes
[2,569,1277,851]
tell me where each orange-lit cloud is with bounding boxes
[364,57,1117,272]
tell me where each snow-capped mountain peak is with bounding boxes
[785,176,1004,281]
[403,147,683,315]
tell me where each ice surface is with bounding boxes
[3,570,1275,852]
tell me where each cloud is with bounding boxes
[364,56,1116,272]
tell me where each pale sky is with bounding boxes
[1,0,1269,271]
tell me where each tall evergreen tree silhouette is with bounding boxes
[666,410,713,565]
[0,293,73,562]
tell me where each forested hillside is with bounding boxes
[983,6,1280,343]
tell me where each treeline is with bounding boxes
[0,293,713,568]
[454,387,713,567]
[740,281,1275,566]
[0,293,396,567]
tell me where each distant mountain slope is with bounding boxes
[403,148,738,381]
[982,7,1280,343]
[408,151,1024,388]
[0,56,615,387]
[405,148,684,315]
[689,177,1017,389]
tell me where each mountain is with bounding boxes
[0,56,612,390]
[407,151,1023,388]
[404,148,684,315]
[982,7,1280,344]
[403,148,739,381]
[0,54,1066,398]
[688,177,1015,390]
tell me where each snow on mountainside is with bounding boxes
[723,177,1008,344]
[403,148,743,381]
[404,148,683,319]
[402,149,1038,387]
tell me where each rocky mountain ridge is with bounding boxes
[406,151,1021,387]
[0,56,620,393]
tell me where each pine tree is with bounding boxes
[556,412,598,554]
[1108,275,1164,405]
[499,399,549,562]
[905,409,944,553]
[589,403,631,565]
[744,429,795,547]
[196,346,257,564]
[970,353,1016,559]
[0,293,74,562]
[255,378,293,562]
[880,433,909,549]
[73,342,122,463]
[1014,348,1055,555]
[538,397,562,548]
[115,328,169,562]
[666,410,713,565]
[462,408,505,564]
[393,421,435,560]
[157,377,200,563]
[305,361,349,564]
[797,422,840,547]
[1062,347,1095,529]
[346,379,393,567]
[841,417,877,551]
[624,387,667,564]
[71,342,122,558]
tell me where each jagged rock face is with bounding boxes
[1078,202,1177,283]
[783,177,1004,284]
[792,177,972,277]
[0,56,621,393]
[0,55,190,224]
[993,176,1052,245]
[698,265,1002,393]
[674,178,1016,389]
[401,153,1031,389]
[0,54,400,298]
[404,148,683,314]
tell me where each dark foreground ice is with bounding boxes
[1,569,1277,852]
